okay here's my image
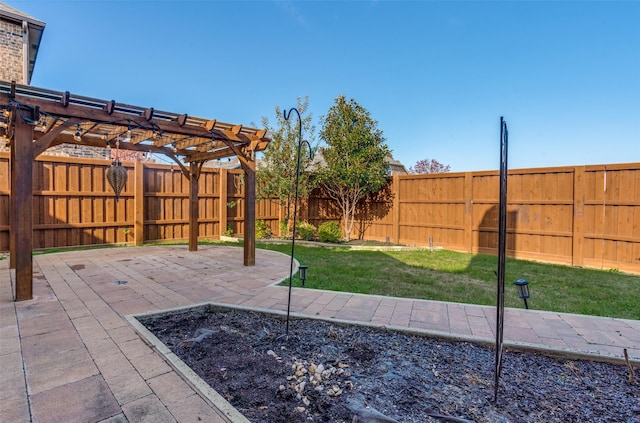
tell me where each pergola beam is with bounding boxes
[1,91,264,146]
[33,118,81,157]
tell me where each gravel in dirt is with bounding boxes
[140,308,640,423]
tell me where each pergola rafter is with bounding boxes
[0,81,271,301]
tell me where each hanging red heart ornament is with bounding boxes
[106,160,128,201]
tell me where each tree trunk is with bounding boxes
[342,198,351,241]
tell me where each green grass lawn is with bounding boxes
[257,242,640,320]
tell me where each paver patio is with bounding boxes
[1,245,638,422]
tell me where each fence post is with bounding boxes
[464,172,474,253]
[392,175,400,244]
[134,160,145,246]
[572,166,585,267]
[219,168,228,237]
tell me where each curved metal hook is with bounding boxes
[300,140,314,161]
[283,107,302,144]
[283,107,301,124]
[283,107,313,160]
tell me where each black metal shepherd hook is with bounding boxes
[494,116,509,403]
[284,107,313,337]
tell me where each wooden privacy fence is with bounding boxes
[1,153,638,273]
[301,163,639,273]
[0,153,280,250]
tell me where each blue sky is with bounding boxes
[10,0,640,172]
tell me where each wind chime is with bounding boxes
[106,135,128,202]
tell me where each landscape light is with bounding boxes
[298,265,308,287]
[514,279,530,309]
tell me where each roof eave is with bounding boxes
[26,22,45,84]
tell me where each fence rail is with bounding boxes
[1,153,638,273]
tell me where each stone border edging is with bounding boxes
[256,238,436,252]
[126,304,251,423]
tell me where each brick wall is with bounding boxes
[0,18,24,83]
[44,144,112,160]
[0,16,23,153]
[42,145,152,161]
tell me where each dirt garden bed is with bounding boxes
[138,305,639,423]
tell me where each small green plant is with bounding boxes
[122,227,132,237]
[223,223,233,237]
[318,221,342,243]
[255,220,271,239]
[279,218,289,239]
[296,221,316,241]
[226,201,237,209]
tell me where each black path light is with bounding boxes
[298,265,308,287]
[514,279,531,309]
[283,107,313,337]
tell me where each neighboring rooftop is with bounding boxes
[306,149,408,176]
[213,151,409,176]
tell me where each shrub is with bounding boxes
[255,220,271,239]
[318,221,342,243]
[223,223,233,237]
[296,221,316,241]
[279,219,289,239]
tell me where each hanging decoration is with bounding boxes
[106,136,128,202]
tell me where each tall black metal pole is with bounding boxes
[494,116,509,402]
[284,107,312,337]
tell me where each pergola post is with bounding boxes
[188,162,200,252]
[9,140,15,270]
[243,163,256,266]
[11,105,34,301]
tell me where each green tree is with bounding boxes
[257,96,316,238]
[317,95,390,241]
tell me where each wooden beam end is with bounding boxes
[204,119,216,131]
[143,107,154,121]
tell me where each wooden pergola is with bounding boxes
[0,81,271,301]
